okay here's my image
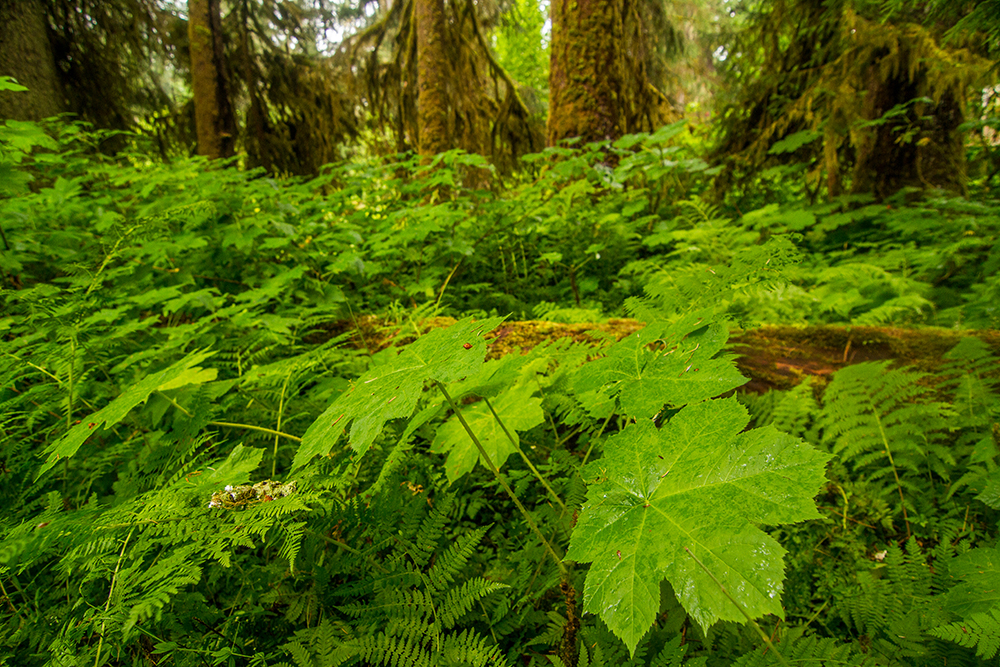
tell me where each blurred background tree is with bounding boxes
[0,0,994,197]
[712,0,995,204]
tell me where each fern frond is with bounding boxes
[650,636,705,667]
[437,577,509,629]
[820,360,949,530]
[932,607,1000,658]
[441,628,511,666]
[425,525,489,594]
[407,495,453,568]
[354,632,432,667]
[731,633,866,666]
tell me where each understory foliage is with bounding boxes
[4,113,1000,667]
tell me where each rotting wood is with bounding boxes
[306,317,1000,393]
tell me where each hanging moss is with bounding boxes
[416,0,452,156]
[713,1,991,201]
[234,0,359,175]
[340,0,542,173]
[546,0,677,147]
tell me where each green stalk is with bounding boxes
[684,547,790,667]
[436,382,567,574]
[210,421,302,443]
[273,372,291,478]
[155,391,302,443]
[95,527,135,667]
[482,396,567,514]
[869,397,911,537]
[581,411,615,468]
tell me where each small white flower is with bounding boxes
[208,500,218,508]
[225,485,233,492]
[230,492,237,500]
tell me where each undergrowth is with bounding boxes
[3,116,1000,666]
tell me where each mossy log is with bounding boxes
[309,317,1000,393]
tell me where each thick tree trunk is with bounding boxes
[851,51,966,199]
[547,0,626,146]
[188,0,237,159]
[0,0,64,121]
[415,0,452,157]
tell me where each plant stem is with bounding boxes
[0,576,24,626]
[210,421,302,443]
[869,397,911,538]
[581,412,615,468]
[684,547,791,667]
[483,397,567,513]
[274,372,291,477]
[155,392,302,443]
[436,382,567,574]
[95,527,135,667]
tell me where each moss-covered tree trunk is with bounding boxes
[416,0,452,157]
[547,0,626,146]
[0,0,64,121]
[188,0,237,159]
[851,50,967,199]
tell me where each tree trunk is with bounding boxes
[851,50,966,199]
[0,0,64,121]
[547,0,626,146]
[188,0,237,159]
[416,0,452,157]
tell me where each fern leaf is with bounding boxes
[932,607,1000,658]
[437,578,509,629]
[731,633,866,666]
[819,361,949,527]
[426,525,489,594]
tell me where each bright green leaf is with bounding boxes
[38,351,217,478]
[943,546,1000,618]
[431,384,544,483]
[183,445,266,498]
[293,316,505,468]
[0,76,28,92]
[768,130,821,154]
[567,398,830,655]
[573,315,747,418]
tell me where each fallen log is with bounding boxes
[308,317,1000,393]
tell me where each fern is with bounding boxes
[938,337,1000,499]
[286,495,510,667]
[819,360,950,533]
[835,540,952,662]
[932,608,1000,659]
[741,378,819,441]
[730,633,867,666]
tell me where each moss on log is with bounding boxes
[307,317,1000,393]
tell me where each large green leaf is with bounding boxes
[942,546,1000,618]
[573,314,746,418]
[566,397,830,655]
[430,384,544,483]
[38,351,217,478]
[293,316,504,468]
[181,445,267,498]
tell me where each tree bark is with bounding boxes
[547,0,626,146]
[851,51,966,199]
[0,0,64,121]
[416,0,452,157]
[188,0,237,159]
